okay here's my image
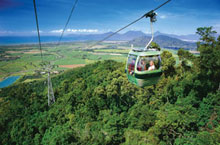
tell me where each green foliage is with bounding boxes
[177,48,198,72]
[196,26,217,45]
[196,26,220,92]
[0,27,220,144]
[151,42,161,51]
[161,50,176,77]
[177,48,195,62]
[126,103,156,131]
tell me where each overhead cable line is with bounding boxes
[33,0,43,61]
[87,0,171,49]
[56,0,79,47]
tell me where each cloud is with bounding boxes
[0,28,99,36]
[67,29,98,33]
[157,12,185,19]
[50,29,63,33]
[32,30,43,33]
[50,29,99,34]
[159,15,167,19]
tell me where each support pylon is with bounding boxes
[48,71,55,106]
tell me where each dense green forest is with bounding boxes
[0,27,220,145]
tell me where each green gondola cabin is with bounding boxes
[125,48,162,87]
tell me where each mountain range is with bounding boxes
[68,30,200,42]
[153,31,199,42]
[68,31,198,49]
[67,31,147,41]
[0,31,198,49]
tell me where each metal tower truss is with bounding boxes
[47,65,55,106]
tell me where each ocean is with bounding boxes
[0,36,79,45]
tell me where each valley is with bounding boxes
[0,41,183,83]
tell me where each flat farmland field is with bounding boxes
[0,42,129,81]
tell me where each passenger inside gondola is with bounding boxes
[148,60,155,71]
[137,59,146,71]
[128,59,136,75]
[137,56,159,72]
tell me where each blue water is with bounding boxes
[0,76,20,88]
[0,36,84,45]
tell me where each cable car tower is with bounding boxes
[46,64,55,106]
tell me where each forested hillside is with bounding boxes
[0,27,220,145]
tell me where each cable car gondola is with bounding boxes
[125,11,162,87]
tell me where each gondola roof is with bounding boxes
[129,48,161,56]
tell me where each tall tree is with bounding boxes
[196,26,217,47]
[196,27,220,92]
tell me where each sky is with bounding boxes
[0,0,220,36]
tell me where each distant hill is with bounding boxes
[128,35,197,50]
[153,31,199,42]
[0,31,199,48]
[67,31,199,43]
[67,30,146,41]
